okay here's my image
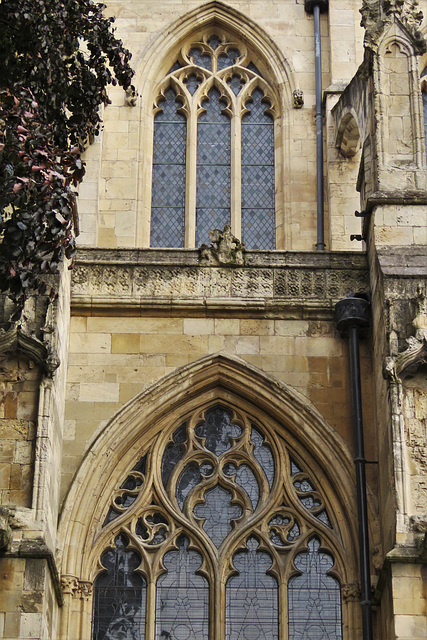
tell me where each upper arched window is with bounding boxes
[92,404,344,640]
[150,34,277,250]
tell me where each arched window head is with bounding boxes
[150,33,277,250]
[92,403,345,639]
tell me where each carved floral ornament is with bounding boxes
[87,404,350,640]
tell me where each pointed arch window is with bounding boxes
[150,34,277,249]
[93,404,344,639]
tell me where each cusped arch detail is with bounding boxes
[58,353,374,586]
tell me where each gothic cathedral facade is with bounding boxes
[0,1,426,640]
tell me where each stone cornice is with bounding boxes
[71,249,369,318]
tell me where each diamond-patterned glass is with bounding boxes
[227,75,245,95]
[241,89,275,249]
[196,89,231,245]
[247,61,264,77]
[185,74,201,95]
[151,88,186,247]
[288,538,342,640]
[189,47,211,70]
[217,48,240,70]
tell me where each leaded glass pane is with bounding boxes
[195,406,241,455]
[251,426,274,487]
[194,484,243,547]
[235,464,259,510]
[151,88,186,248]
[217,48,240,70]
[189,47,211,70]
[162,423,187,488]
[227,75,245,95]
[247,61,264,77]
[177,462,202,509]
[223,462,259,511]
[288,538,342,640]
[226,538,278,640]
[208,35,221,50]
[196,89,231,245]
[156,537,209,640]
[242,89,275,250]
[184,74,201,96]
[93,534,146,640]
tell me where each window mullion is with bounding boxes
[279,579,288,640]
[185,106,198,248]
[213,568,225,640]
[146,579,156,640]
[231,112,242,240]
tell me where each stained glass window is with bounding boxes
[288,538,342,640]
[94,404,344,640]
[156,536,209,640]
[93,534,146,640]
[226,538,278,640]
[242,89,275,249]
[151,34,278,249]
[151,88,186,248]
[196,89,231,246]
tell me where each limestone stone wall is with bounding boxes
[61,249,377,510]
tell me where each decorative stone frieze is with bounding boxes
[71,248,369,317]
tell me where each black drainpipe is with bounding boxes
[305,0,328,250]
[335,294,373,640]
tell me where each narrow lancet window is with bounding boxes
[92,534,146,640]
[241,89,275,249]
[196,88,231,246]
[151,88,186,247]
[156,536,209,640]
[226,538,278,640]
[288,537,342,640]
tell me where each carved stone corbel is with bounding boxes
[0,324,60,376]
[292,89,304,109]
[60,575,80,596]
[78,580,94,600]
[199,225,245,266]
[342,582,362,602]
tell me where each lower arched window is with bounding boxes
[93,404,343,639]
